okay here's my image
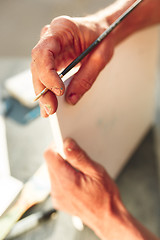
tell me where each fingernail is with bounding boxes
[54,87,63,96]
[67,93,79,105]
[67,147,72,152]
[65,138,76,151]
[41,110,47,118]
[44,104,52,115]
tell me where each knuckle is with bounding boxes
[91,162,106,179]
[32,44,49,63]
[40,24,49,36]
[79,78,92,91]
[30,61,34,72]
[51,15,72,26]
[43,148,53,160]
[76,150,87,164]
[42,24,49,31]
[31,45,40,59]
[51,16,78,36]
[32,40,50,60]
[93,52,106,68]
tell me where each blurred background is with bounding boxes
[0,0,114,57]
[0,0,160,239]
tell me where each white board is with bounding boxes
[50,26,159,179]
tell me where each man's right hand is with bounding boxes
[31,15,114,117]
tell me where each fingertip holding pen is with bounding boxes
[33,87,48,102]
[33,86,64,102]
[53,87,64,96]
[33,73,64,102]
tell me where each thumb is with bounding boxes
[64,138,98,175]
[44,145,75,179]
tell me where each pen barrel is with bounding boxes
[60,0,142,78]
[60,40,97,77]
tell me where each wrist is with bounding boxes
[105,0,138,45]
[89,195,140,240]
[97,0,160,46]
[90,196,158,240]
[81,1,137,50]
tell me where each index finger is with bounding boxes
[31,37,65,97]
[31,61,58,117]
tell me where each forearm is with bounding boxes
[90,0,160,46]
[91,200,159,240]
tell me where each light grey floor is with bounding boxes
[0,0,160,239]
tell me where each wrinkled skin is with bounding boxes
[31,16,114,117]
[44,138,123,232]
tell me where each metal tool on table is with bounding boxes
[0,164,50,240]
[6,208,57,239]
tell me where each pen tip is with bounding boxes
[33,88,48,102]
[33,95,40,102]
